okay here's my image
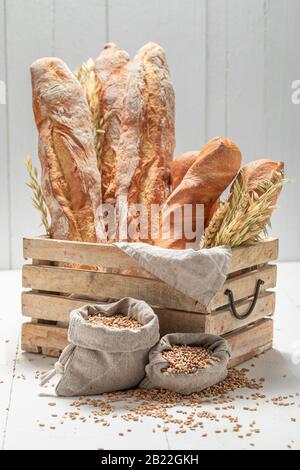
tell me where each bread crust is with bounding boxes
[158,137,242,249]
[170,151,198,189]
[134,43,175,211]
[240,159,284,193]
[31,57,103,242]
[95,43,130,204]
[115,42,175,242]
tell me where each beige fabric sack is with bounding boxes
[40,298,160,397]
[140,333,231,395]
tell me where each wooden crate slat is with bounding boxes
[21,318,274,367]
[208,264,276,311]
[21,322,68,354]
[22,264,202,313]
[22,291,207,327]
[205,291,275,335]
[228,342,273,369]
[23,237,144,271]
[226,318,273,368]
[228,238,278,273]
[23,236,278,275]
[22,263,276,314]
[22,290,275,336]
[22,292,87,322]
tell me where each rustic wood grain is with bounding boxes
[22,289,275,337]
[208,264,277,311]
[21,318,274,367]
[22,264,202,313]
[23,237,279,275]
[226,318,273,368]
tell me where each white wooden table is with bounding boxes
[0,263,300,450]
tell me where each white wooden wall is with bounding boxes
[0,0,299,268]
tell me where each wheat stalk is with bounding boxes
[200,202,229,249]
[75,59,111,170]
[25,157,50,235]
[202,171,286,248]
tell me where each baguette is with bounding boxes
[239,159,284,196]
[94,43,130,204]
[115,42,175,242]
[157,137,242,249]
[170,151,198,189]
[31,57,104,242]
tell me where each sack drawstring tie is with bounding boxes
[39,344,75,387]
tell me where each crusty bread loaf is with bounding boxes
[31,58,104,243]
[132,42,175,208]
[95,43,130,204]
[115,42,175,242]
[157,137,242,249]
[240,159,284,195]
[170,151,219,227]
[170,151,198,189]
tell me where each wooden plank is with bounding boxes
[54,0,106,71]
[22,264,203,313]
[226,318,273,368]
[108,0,207,154]
[21,323,68,355]
[6,0,54,268]
[22,262,276,314]
[228,238,278,273]
[265,0,300,260]
[23,237,144,271]
[205,291,275,335]
[209,264,277,311]
[228,342,273,369]
[22,290,275,338]
[22,291,89,323]
[0,0,10,269]
[23,236,279,274]
[155,308,206,336]
[21,318,274,367]
[22,290,207,333]
[41,347,62,357]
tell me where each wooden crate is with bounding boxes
[21,236,278,367]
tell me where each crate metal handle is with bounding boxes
[224,279,265,320]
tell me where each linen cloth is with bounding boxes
[116,243,232,308]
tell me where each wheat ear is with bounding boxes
[200,202,229,249]
[25,157,50,235]
[76,59,111,170]
[202,171,287,248]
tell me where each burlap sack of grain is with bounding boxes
[140,333,231,395]
[40,298,160,397]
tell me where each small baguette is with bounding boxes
[170,151,198,190]
[239,159,284,195]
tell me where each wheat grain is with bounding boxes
[86,313,142,330]
[25,157,50,235]
[162,345,219,374]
